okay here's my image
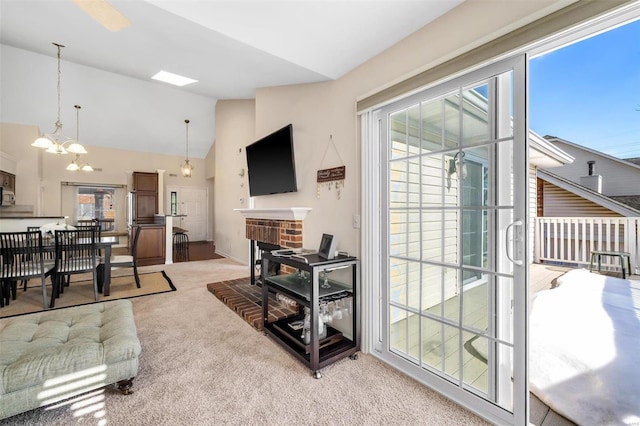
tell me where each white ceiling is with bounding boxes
[0,0,463,157]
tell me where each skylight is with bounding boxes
[151,71,198,87]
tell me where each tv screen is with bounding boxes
[245,124,297,197]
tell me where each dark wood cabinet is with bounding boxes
[131,224,165,266]
[133,172,158,193]
[1,171,15,192]
[132,172,158,225]
[135,192,157,224]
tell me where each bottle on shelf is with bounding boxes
[301,307,327,344]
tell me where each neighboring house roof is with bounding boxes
[530,131,574,168]
[544,135,640,172]
[610,195,640,211]
[624,157,640,166]
[538,169,640,216]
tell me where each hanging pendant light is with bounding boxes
[180,119,193,177]
[66,105,93,172]
[32,43,88,155]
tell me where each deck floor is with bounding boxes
[389,262,638,426]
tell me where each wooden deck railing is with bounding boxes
[534,217,639,274]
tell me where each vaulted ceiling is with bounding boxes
[1,0,463,157]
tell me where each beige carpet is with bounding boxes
[0,271,175,318]
[0,258,488,425]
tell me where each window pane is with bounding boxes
[462,331,488,395]
[421,154,443,206]
[390,160,407,209]
[443,324,460,381]
[444,94,459,149]
[421,210,442,262]
[390,110,407,159]
[407,157,421,208]
[390,258,408,306]
[461,83,490,146]
[421,98,443,153]
[461,274,488,331]
[77,186,116,231]
[421,315,443,371]
[421,263,443,312]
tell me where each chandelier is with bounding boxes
[32,43,88,155]
[66,105,93,172]
[181,119,193,177]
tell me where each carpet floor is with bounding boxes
[0,258,488,426]
[0,271,175,318]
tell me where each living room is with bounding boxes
[2,1,637,424]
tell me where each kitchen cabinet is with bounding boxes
[132,224,165,266]
[132,172,158,225]
[1,171,15,192]
[261,252,360,378]
[133,172,158,192]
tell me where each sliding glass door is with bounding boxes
[374,55,528,424]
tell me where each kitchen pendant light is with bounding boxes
[180,119,193,177]
[32,43,88,155]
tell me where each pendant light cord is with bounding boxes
[185,119,190,160]
[53,43,65,128]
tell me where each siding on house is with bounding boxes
[543,137,640,197]
[540,179,622,217]
[529,165,537,263]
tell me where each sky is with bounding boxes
[529,18,640,160]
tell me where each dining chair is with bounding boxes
[98,225,142,291]
[0,231,55,309]
[20,226,56,292]
[52,228,101,308]
[75,223,102,255]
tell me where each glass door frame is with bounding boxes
[362,54,528,425]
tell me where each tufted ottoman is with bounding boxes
[0,299,141,420]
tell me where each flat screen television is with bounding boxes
[245,124,297,197]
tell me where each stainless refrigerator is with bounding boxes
[126,192,136,228]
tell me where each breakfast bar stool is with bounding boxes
[173,232,189,262]
[589,250,632,279]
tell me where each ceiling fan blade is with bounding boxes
[72,0,131,32]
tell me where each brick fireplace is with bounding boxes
[235,208,312,284]
[245,218,303,249]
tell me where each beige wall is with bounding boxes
[1,122,211,237]
[215,1,571,264]
[0,123,41,210]
[213,99,256,261]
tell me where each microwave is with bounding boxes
[0,187,16,205]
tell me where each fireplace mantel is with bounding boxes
[234,207,311,221]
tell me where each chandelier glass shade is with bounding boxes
[66,154,94,172]
[181,119,193,177]
[32,43,88,156]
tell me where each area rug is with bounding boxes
[530,268,640,425]
[207,277,297,330]
[0,271,175,318]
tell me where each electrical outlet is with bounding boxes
[352,214,361,229]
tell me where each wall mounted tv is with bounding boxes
[245,124,298,197]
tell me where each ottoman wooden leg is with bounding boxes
[116,378,135,395]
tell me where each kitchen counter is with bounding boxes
[0,216,68,232]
